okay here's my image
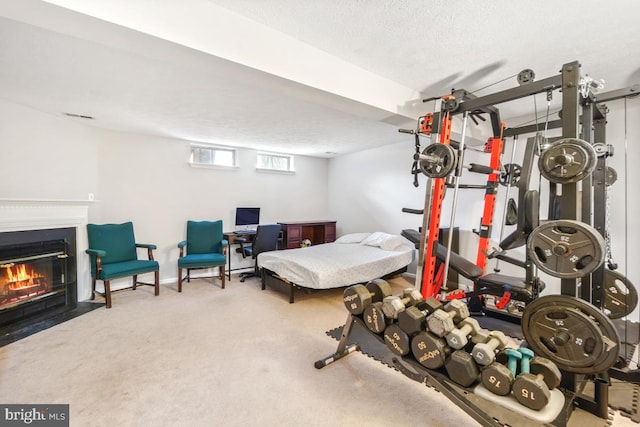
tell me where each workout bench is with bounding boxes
[401,229,544,305]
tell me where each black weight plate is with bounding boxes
[419,143,457,178]
[524,305,604,369]
[603,269,638,319]
[522,295,620,374]
[499,163,522,187]
[538,138,597,184]
[527,219,605,279]
[561,296,621,373]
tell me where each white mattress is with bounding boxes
[257,241,414,290]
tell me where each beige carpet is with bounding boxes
[0,276,636,426]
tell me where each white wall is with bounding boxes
[0,99,100,200]
[0,99,329,294]
[92,129,329,284]
[328,140,425,236]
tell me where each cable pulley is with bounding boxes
[538,138,597,184]
[517,69,536,85]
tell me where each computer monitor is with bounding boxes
[234,207,260,230]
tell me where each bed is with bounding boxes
[257,232,415,303]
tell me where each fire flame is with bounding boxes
[6,264,43,284]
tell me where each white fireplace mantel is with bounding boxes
[0,199,92,301]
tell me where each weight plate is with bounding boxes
[605,166,617,187]
[527,219,605,279]
[603,269,638,319]
[419,143,457,178]
[538,138,597,184]
[522,295,620,374]
[499,163,522,187]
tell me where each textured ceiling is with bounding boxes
[0,0,639,157]
[208,0,640,93]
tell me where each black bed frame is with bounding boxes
[260,267,408,303]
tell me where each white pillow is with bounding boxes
[361,232,410,251]
[379,235,411,251]
[361,231,394,247]
[334,232,372,244]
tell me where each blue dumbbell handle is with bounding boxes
[518,347,535,374]
[504,348,522,377]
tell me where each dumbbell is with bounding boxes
[363,302,390,334]
[383,324,413,356]
[512,348,562,411]
[384,297,445,356]
[343,279,392,315]
[445,317,482,350]
[365,294,437,335]
[481,348,521,396]
[426,299,470,337]
[411,330,451,369]
[445,350,480,387]
[381,288,423,319]
[472,330,490,346]
[384,298,443,356]
[397,297,444,336]
[471,330,509,366]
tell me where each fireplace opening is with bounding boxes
[0,228,76,328]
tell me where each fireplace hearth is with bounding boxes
[0,228,77,328]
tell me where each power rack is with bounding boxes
[316,61,640,426]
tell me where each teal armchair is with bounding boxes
[86,222,160,309]
[177,220,228,292]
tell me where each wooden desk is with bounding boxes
[278,221,336,249]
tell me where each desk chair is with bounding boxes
[237,224,281,282]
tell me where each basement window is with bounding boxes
[189,144,238,168]
[256,152,295,173]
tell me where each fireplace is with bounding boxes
[0,228,77,327]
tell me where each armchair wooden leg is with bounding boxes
[104,280,112,309]
[178,267,183,292]
[220,266,226,289]
[132,275,138,291]
[154,271,159,296]
[91,278,96,301]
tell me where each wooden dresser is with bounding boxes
[278,221,337,249]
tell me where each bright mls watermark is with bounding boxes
[0,405,68,426]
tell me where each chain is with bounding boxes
[605,182,614,267]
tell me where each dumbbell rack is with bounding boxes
[317,313,618,427]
